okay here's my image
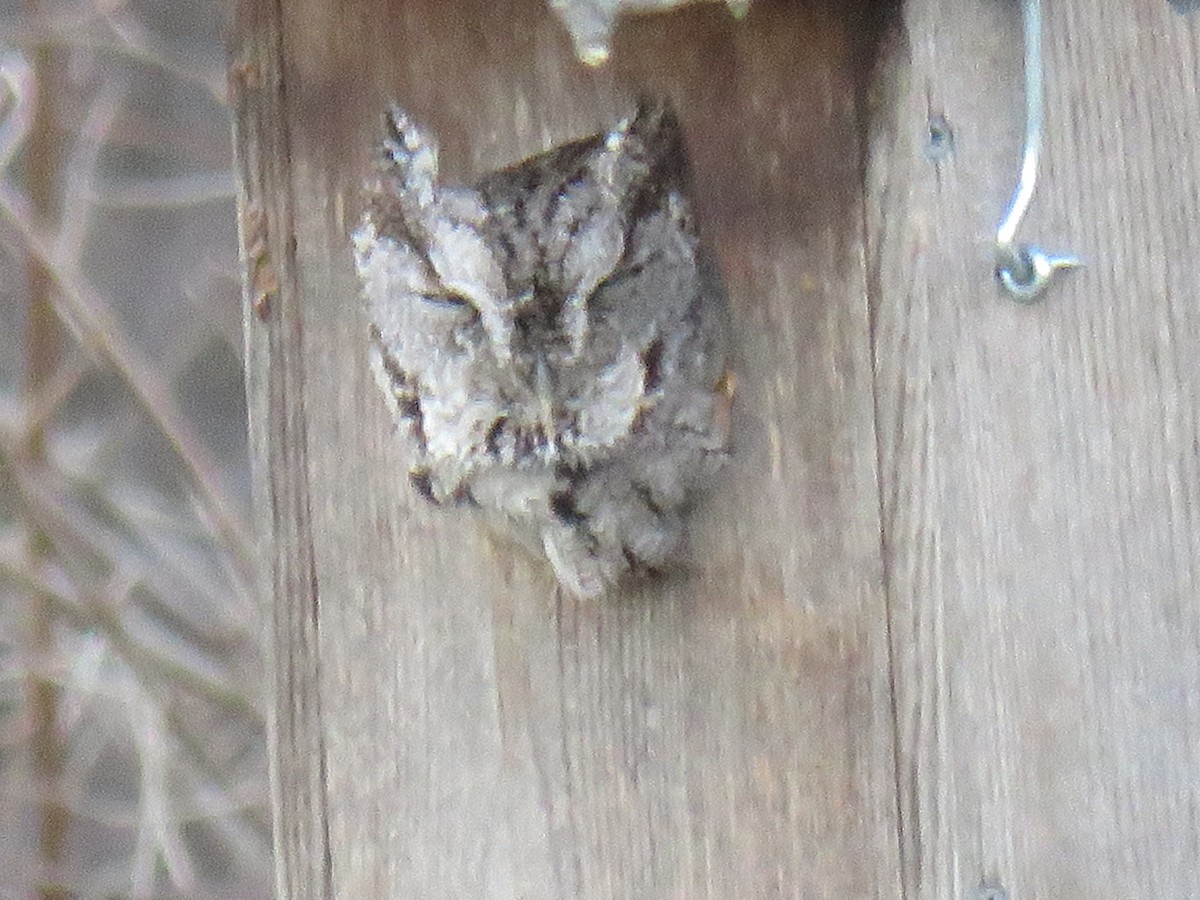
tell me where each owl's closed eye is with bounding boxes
[353,98,732,598]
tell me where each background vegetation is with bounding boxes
[0,1,269,896]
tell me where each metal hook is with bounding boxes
[994,0,1079,302]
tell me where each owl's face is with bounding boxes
[353,100,731,597]
[354,102,710,489]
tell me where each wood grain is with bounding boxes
[231,1,332,895]
[233,0,901,896]
[867,1,1200,896]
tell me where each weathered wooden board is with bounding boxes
[233,0,901,897]
[234,0,1200,895]
[868,1,1200,896]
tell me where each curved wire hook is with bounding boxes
[994,0,1079,302]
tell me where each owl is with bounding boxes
[352,99,732,598]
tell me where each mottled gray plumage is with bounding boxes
[353,100,731,598]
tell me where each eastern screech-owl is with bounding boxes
[352,99,732,598]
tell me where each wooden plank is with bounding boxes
[867,1,1200,896]
[232,0,903,895]
[230,2,332,897]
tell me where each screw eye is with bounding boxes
[993,0,1080,302]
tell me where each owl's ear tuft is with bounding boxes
[600,97,688,210]
[623,98,683,156]
[374,104,440,214]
